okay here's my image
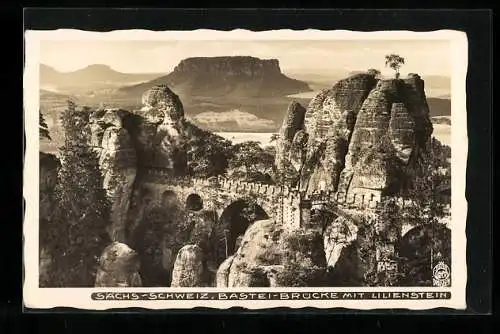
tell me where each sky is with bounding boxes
[39,39,451,77]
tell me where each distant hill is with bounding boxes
[40,64,165,93]
[119,56,312,99]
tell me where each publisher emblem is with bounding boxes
[432,261,451,287]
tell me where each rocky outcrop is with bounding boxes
[170,244,206,287]
[275,73,433,198]
[338,74,432,198]
[133,85,188,175]
[91,109,137,243]
[120,56,311,98]
[94,242,142,287]
[323,216,359,269]
[299,74,377,194]
[274,101,307,185]
[216,255,235,287]
[88,85,194,242]
[226,219,283,287]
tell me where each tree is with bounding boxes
[40,100,111,287]
[184,123,232,178]
[367,68,381,78]
[361,137,451,287]
[385,54,405,79]
[39,109,51,140]
[269,133,279,143]
[227,141,275,184]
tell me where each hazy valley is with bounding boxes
[39,57,452,154]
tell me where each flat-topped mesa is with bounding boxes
[173,56,282,77]
[121,56,311,98]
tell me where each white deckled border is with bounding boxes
[23,29,468,311]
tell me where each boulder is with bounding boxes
[94,242,142,287]
[215,255,235,287]
[323,216,359,269]
[227,219,283,287]
[170,244,206,287]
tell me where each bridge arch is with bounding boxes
[211,199,270,266]
[185,193,203,212]
[396,223,451,286]
[161,190,181,210]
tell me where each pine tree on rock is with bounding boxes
[39,109,51,141]
[42,100,111,287]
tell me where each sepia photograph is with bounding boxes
[24,28,468,310]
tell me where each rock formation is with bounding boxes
[274,101,308,185]
[170,244,206,287]
[94,242,143,287]
[90,109,137,243]
[120,56,311,98]
[275,73,433,199]
[323,216,359,269]
[215,255,235,288]
[222,219,286,287]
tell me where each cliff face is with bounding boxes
[274,101,308,184]
[133,85,188,175]
[275,73,433,198]
[120,56,311,98]
[89,109,138,243]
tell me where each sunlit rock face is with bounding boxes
[94,242,142,287]
[277,73,433,198]
[323,216,359,269]
[94,109,137,243]
[227,219,284,287]
[298,74,377,194]
[134,85,187,175]
[216,255,235,288]
[170,244,206,287]
[338,74,432,198]
[274,101,307,185]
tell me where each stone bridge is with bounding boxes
[134,168,390,231]
[134,168,449,237]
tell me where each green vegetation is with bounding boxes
[184,122,233,178]
[39,109,51,141]
[276,230,327,287]
[385,54,405,79]
[40,101,111,287]
[227,141,276,184]
[130,204,193,286]
[353,137,451,287]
